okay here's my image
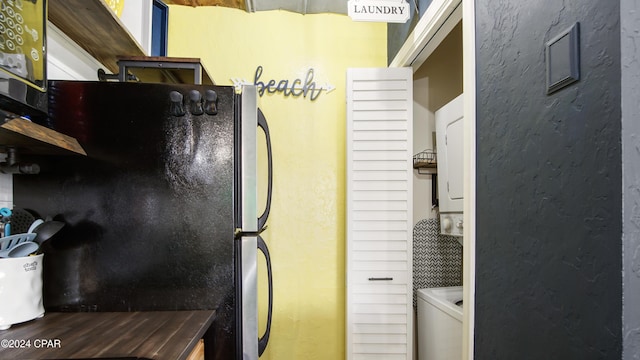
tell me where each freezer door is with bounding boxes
[237,85,273,231]
[238,85,258,233]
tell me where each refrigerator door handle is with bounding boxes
[257,109,273,231]
[257,235,273,356]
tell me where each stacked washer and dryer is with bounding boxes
[417,94,465,360]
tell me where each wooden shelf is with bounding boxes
[0,118,86,156]
[413,162,437,175]
[48,0,147,74]
[413,149,437,173]
[413,149,437,175]
[164,0,245,8]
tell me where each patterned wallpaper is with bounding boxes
[412,218,463,307]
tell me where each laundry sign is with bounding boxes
[348,0,410,23]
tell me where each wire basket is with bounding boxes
[413,149,437,168]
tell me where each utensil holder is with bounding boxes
[0,254,44,330]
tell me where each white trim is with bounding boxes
[0,174,13,210]
[389,0,462,69]
[462,0,476,358]
[120,0,153,55]
[46,22,105,80]
[389,0,476,358]
[47,56,90,81]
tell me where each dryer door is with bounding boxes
[436,93,464,236]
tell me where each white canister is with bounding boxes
[0,254,45,330]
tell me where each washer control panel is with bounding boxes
[440,213,463,237]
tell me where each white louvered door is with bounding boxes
[346,67,413,360]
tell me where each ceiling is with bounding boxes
[163,0,348,15]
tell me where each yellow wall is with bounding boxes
[167,6,387,359]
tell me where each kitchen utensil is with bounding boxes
[28,219,44,234]
[0,222,8,237]
[1,207,12,237]
[9,208,36,234]
[33,221,65,252]
[7,241,39,258]
[0,233,37,258]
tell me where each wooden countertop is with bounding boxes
[0,311,215,360]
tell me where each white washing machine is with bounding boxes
[417,286,463,360]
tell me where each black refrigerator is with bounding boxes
[13,80,273,360]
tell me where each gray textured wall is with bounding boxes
[622,0,640,358]
[475,0,622,358]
